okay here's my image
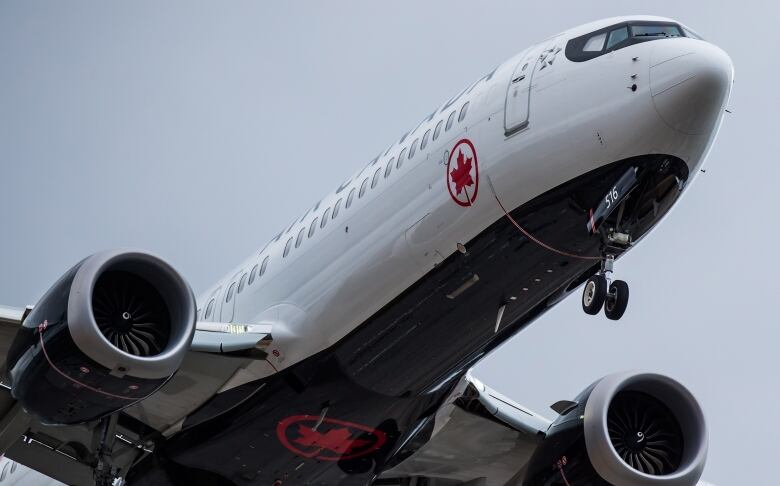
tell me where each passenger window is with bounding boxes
[260,255,269,275]
[309,217,319,238]
[397,148,407,169]
[458,102,470,122]
[359,178,369,198]
[409,139,419,159]
[446,111,456,131]
[249,264,258,285]
[433,120,443,140]
[371,167,382,188]
[295,227,305,248]
[346,188,356,208]
[607,26,629,49]
[583,32,607,52]
[226,282,236,303]
[385,158,394,178]
[237,273,248,294]
[333,198,342,218]
[283,237,293,257]
[421,129,431,150]
[205,299,215,319]
[321,207,331,227]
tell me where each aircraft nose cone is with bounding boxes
[650,40,733,135]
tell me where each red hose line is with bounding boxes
[492,193,601,261]
[37,321,144,401]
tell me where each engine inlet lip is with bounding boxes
[67,249,197,380]
[583,371,708,486]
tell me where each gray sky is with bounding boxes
[0,2,776,484]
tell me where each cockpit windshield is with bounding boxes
[631,24,682,38]
[566,21,691,62]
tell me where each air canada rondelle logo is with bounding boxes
[447,139,479,207]
[276,415,387,461]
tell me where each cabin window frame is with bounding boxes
[445,110,456,131]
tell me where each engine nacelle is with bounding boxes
[523,372,707,486]
[6,250,196,425]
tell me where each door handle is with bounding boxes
[512,74,526,83]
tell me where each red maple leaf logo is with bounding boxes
[292,425,371,455]
[450,149,474,196]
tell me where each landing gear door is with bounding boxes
[586,167,639,235]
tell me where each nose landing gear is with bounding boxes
[581,254,630,320]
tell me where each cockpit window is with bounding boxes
[566,21,688,62]
[631,24,682,39]
[583,32,607,52]
[606,27,629,49]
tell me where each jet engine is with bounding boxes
[523,372,707,486]
[5,250,196,425]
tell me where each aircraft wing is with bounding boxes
[377,371,714,486]
[0,302,275,485]
[377,371,550,485]
[0,301,716,485]
[0,307,32,368]
[0,244,711,486]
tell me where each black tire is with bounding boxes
[582,275,608,315]
[605,280,629,320]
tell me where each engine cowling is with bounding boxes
[6,250,196,425]
[523,372,707,486]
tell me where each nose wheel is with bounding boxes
[581,255,630,320]
[604,279,629,320]
[582,274,608,315]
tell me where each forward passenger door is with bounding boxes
[504,38,562,136]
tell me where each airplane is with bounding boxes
[0,15,732,486]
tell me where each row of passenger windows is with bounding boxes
[201,100,472,319]
[201,253,271,319]
[279,100,469,259]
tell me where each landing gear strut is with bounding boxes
[581,254,630,320]
[93,415,124,486]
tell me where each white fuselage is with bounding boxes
[196,16,733,380]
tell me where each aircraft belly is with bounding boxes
[128,154,690,485]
